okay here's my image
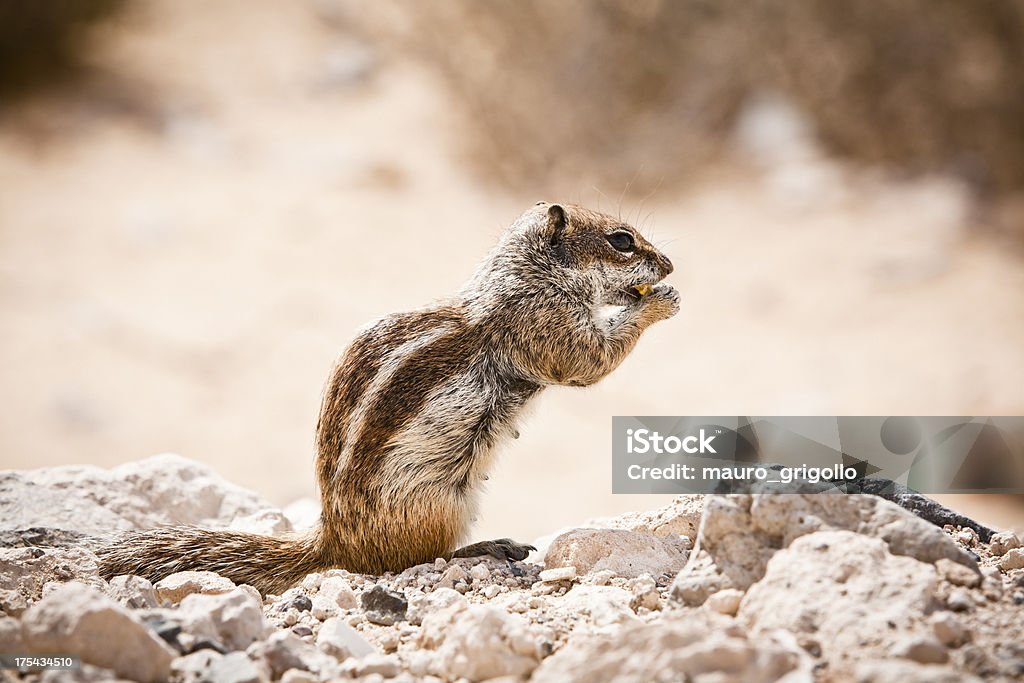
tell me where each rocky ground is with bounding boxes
[1,456,1022,683]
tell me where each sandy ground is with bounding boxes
[1,0,1022,539]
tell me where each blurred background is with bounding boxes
[1,0,1022,537]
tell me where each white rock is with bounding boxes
[946,588,974,612]
[690,493,974,591]
[482,584,503,599]
[280,668,319,683]
[316,616,376,658]
[628,575,660,612]
[556,585,639,631]
[155,571,235,604]
[532,615,802,683]
[21,582,175,683]
[0,615,24,651]
[893,635,949,664]
[544,529,689,579]
[172,650,222,682]
[469,563,491,581]
[997,547,1024,571]
[179,587,269,651]
[739,530,938,669]
[929,612,966,647]
[0,546,102,599]
[208,651,267,683]
[705,589,744,616]
[989,530,1021,556]
[581,495,705,541]
[229,509,293,536]
[855,659,981,683]
[318,576,356,609]
[0,454,280,533]
[310,594,338,620]
[419,604,540,680]
[300,573,322,592]
[248,630,340,680]
[107,575,158,609]
[436,564,468,589]
[343,653,401,678]
[407,587,467,625]
[538,566,577,583]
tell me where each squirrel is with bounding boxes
[96,202,679,595]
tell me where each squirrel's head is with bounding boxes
[518,202,674,306]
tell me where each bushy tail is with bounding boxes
[96,526,323,596]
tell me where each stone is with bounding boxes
[248,630,339,680]
[670,550,734,606]
[575,495,705,542]
[361,585,408,625]
[469,563,491,581]
[317,576,356,609]
[531,616,802,683]
[628,574,660,612]
[0,615,24,651]
[935,558,981,587]
[989,530,1021,556]
[228,509,292,536]
[694,494,974,591]
[946,588,973,612]
[997,547,1024,571]
[420,604,540,680]
[929,612,967,647]
[286,595,312,612]
[280,668,318,683]
[436,564,467,589]
[343,653,401,678]
[739,531,938,671]
[538,566,577,583]
[310,594,338,620]
[178,587,268,651]
[300,573,322,592]
[0,587,29,616]
[556,585,639,631]
[893,635,950,664]
[155,571,236,604]
[482,584,503,599]
[544,528,689,579]
[407,587,467,625]
[171,650,222,682]
[705,589,744,616]
[316,616,376,659]
[207,651,267,683]
[0,546,102,600]
[0,454,279,534]
[21,582,175,683]
[854,659,981,683]
[107,575,158,609]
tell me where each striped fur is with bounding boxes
[97,203,678,594]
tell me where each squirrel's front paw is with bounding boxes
[646,283,680,319]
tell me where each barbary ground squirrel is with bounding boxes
[97,203,679,594]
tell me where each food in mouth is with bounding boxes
[632,284,652,297]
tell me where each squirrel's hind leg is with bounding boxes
[452,538,535,562]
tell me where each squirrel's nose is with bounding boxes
[658,254,674,277]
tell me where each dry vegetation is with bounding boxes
[355,0,1024,232]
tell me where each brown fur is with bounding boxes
[96,203,678,594]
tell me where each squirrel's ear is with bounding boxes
[545,204,569,245]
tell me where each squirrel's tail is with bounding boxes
[96,526,324,595]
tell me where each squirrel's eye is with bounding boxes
[607,231,635,252]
